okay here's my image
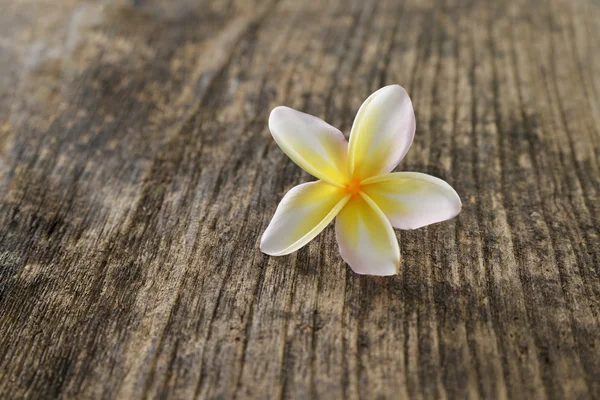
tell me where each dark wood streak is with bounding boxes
[0,0,599,398]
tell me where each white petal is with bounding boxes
[261,181,351,256]
[335,193,400,276]
[361,172,461,230]
[269,106,349,186]
[348,85,416,180]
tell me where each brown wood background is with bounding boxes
[1,0,599,398]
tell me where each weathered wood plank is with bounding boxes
[0,0,599,398]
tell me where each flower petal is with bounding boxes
[269,106,349,186]
[335,193,400,276]
[261,181,351,256]
[361,172,462,230]
[348,85,416,180]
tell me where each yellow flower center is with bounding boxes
[344,178,362,197]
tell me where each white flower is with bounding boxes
[260,85,461,276]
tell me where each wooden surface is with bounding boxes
[1,0,599,398]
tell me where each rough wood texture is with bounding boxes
[1,0,599,398]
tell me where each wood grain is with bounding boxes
[0,0,599,398]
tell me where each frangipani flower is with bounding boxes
[260,85,461,276]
